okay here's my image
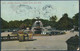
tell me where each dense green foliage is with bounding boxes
[1,13,79,30]
[1,18,9,29]
[56,13,73,30]
[72,13,79,26]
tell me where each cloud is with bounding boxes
[10,4,54,19]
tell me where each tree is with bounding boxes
[56,13,73,30]
[49,16,57,27]
[8,20,22,28]
[1,17,9,29]
[50,15,57,22]
[72,13,79,26]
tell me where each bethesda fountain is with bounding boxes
[31,17,44,34]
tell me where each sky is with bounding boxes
[1,1,79,22]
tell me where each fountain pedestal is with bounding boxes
[34,28,42,34]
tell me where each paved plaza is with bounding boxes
[1,31,79,51]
